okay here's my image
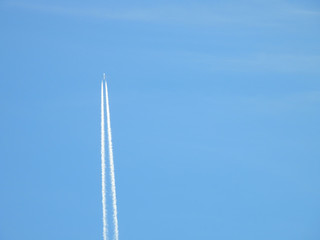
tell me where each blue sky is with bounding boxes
[1,0,320,239]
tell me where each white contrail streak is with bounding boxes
[101,80,108,240]
[104,75,119,240]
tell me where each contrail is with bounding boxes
[104,74,119,240]
[101,80,108,240]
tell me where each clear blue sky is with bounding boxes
[1,0,320,239]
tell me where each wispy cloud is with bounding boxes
[5,1,320,27]
[163,50,320,74]
[211,54,320,74]
[290,9,320,16]
[6,2,150,21]
[243,91,320,114]
[6,1,319,75]
[206,90,320,115]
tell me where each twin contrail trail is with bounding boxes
[101,73,119,240]
[101,81,108,240]
[104,74,119,240]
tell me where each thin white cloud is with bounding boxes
[171,51,320,74]
[242,91,320,114]
[5,1,320,27]
[6,1,319,75]
[6,2,148,21]
[221,54,320,74]
[291,9,320,16]
[204,90,320,115]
